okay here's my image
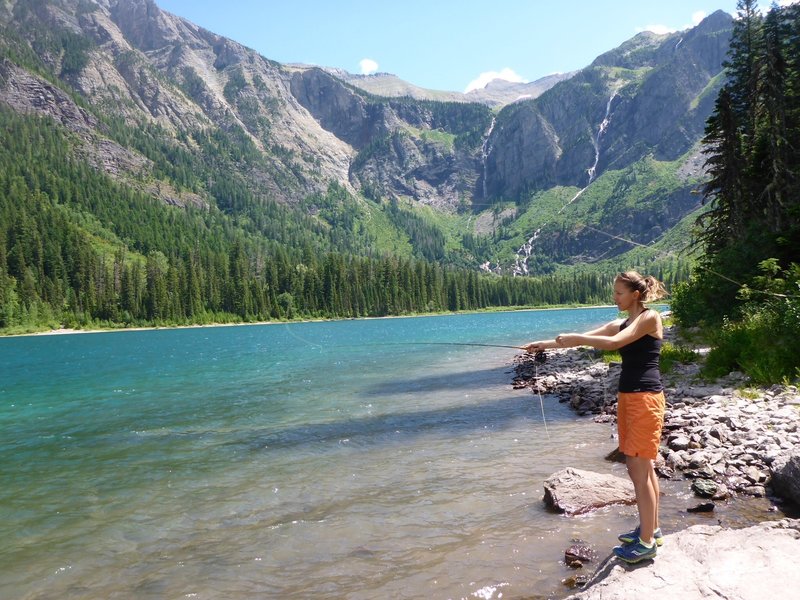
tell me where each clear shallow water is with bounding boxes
[0,309,784,599]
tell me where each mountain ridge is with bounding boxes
[312,66,577,107]
[0,0,732,278]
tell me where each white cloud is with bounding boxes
[637,24,676,35]
[359,58,379,75]
[636,10,714,35]
[691,11,707,26]
[464,67,527,94]
[763,0,798,10]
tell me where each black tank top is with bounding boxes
[618,310,663,393]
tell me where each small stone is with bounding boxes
[712,483,731,500]
[562,574,590,589]
[744,466,767,483]
[743,485,767,497]
[668,435,690,451]
[565,543,596,564]
[655,464,675,479]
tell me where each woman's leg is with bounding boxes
[649,461,660,530]
[626,455,658,543]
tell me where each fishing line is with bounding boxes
[280,321,324,350]
[581,225,654,249]
[364,340,553,437]
[583,224,796,300]
[531,351,551,440]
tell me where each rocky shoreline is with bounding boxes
[512,336,800,597]
[513,345,800,507]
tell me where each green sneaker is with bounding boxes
[613,539,657,563]
[618,526,663,546]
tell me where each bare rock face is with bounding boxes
[543,468,635,516]
[565,520,800,600]
[0,61,97,134]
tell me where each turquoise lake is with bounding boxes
[0,308,777,599]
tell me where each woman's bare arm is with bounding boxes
[555,311,661,351]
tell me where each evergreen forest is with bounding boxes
[673,0,800,382]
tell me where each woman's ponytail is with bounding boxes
[616,271,668,303]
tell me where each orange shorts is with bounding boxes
[617,391,665,460]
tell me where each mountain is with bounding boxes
[0,0,733,283]
[316,67,576,107]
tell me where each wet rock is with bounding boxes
[604,447,626,463]
[712,483,731,500]
[562,573,591,589]
[543,468,635,516]
[691,478,718,498]
[565,543,597,567]
[655,464,674,479]
[687,502,715,513]
[743,485,766,497]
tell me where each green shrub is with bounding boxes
[702,295,800,384]
[660,342,700,373]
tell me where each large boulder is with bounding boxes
[771,447,800,506]
[565,520,800,600]
[543,468,635,516]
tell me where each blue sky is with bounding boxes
[154,1,788,93]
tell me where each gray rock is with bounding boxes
[543,468,635,516]
[771,447,800,506]
[691,478,718,498]
[743,485,766,497]
[666,450,689,470]
[566,543,597,565]
[667,435,690,451]
[565,520,800,600]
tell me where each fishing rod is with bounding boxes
[379,341,528,350]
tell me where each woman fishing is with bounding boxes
[523,271,668,564]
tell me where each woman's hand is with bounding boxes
[555,333,581,347]
[523,341,547,353]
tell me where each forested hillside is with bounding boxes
[673,0,800,382]
[0,0,742,332]
[0,105,640,330]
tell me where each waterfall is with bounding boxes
[512,90,617,276]
[512,227,542,276]
[586,91,616,183]
[481,117,496,200]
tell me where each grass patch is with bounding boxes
[736,387,761,400]
[660,342,700,373]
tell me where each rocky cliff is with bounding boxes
[0,0,735,273]
[483,11,732,201]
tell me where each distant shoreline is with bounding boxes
[2,303,634,339]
